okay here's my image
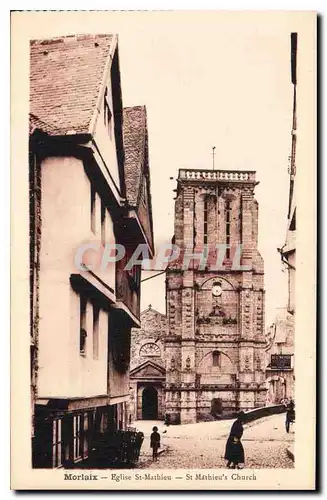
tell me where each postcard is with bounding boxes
[11,10,316,490]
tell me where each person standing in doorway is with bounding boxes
[224,411,246,469]
[164,413,171,426]
[150,426,160,462]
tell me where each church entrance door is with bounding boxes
[142,385,158,420]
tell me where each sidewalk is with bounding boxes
[133,414,294,470]
[133,418,233,441]
[133,414,293,441]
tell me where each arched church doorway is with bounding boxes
[142,385,158,420]
[211,398,223,418]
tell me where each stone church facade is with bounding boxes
[129,306,167,421]
[165,168,267,424]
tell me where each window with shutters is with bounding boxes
[73,414,84,462]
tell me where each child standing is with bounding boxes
[150,426,160,462]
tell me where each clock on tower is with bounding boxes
[212,282,223,297]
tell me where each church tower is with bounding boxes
[165,168,267,424]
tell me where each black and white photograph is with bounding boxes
[10,10,316,490]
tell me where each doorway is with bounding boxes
[211,398,223,418]
[142,385,158,420]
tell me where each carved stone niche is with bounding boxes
[255,355,262,371]
[169,356,176,372]
[244,354,251,372]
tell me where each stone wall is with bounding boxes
[130,306,167,421]
[130,306,167,370]
[29,145,42,437]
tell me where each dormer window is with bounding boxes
[104,88,112,138]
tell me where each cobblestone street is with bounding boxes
[135,413,294,469]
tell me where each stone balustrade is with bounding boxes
[244,404,286,422]
[179,169,256,182]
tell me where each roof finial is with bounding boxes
[149,304,152,309]
[212,146,216,170]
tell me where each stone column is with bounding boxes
[241,192,254,268]
[180,272,197,423]
[183,187,195,251]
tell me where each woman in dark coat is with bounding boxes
[224,412,246,469]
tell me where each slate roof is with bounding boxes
[123,105,151,207]
[30,34,154,250]
[29,34,114,135]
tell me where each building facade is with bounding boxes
[165,168,267,424]
[281,32,297,316]
[29,34,153,468]
[265,308,295,404]
[268,32,298,404]
[129,306,167,421]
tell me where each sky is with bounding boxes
[19,10,310,327]
[115,12,296,326]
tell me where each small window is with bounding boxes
[225,201,231,221]
[204,198,208,245]
[213,351,221,367]
[52,419,63,468]
[101,200,106,246]
[133,265,141,287]
[73,415,83,462]
[90,185,96,234]
[93,305,99,359]
[104,88,112,138]
[126,248,141,288]
[80,329,87,356]
[139,343,161,357]
[80,296,87,356]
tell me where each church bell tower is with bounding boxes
[165,168,267,424]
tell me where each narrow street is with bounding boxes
[135,413,294,469]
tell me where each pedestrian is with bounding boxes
[150,426,160,462]
[224,411,246,469]
[285,400,295,433]
[164,413,171,426]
